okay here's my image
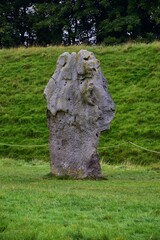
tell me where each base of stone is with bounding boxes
[45,172,108,180]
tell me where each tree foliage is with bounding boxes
[0,0,159,47]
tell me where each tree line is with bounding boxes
[0,0,159,47]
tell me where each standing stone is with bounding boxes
[44,50,115,179]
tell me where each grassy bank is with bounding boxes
[0,42,160,164]
[0,159,160,240]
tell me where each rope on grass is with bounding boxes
[98,141,160,154]
[0,141,160,154]
[0,143,48,148]
[128,141,160,154]
[98,142,127,149]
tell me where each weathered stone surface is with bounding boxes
[44,50,115,179]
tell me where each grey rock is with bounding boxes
[44,50,115,179]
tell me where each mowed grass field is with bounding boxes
[0,42,160,164]
[0,159,160,240]
[0,43,160,239]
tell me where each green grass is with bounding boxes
[0,159,160,240]
[0,42,160,164]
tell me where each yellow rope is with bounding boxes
[99,141,160,154]
[98,142,127,149]
[0,143,48,148]
[128,141,160,154]
[0,141,159,154]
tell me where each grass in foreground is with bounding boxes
[0,42,160,164]
[0,159,160,240]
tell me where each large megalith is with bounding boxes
[44,50,115,179]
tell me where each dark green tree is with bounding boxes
[96,0,160,44]
[59,0,99,44]
[0,1,19,47]
[73,0,98,44]
[0,0,159,47]
[33,1,64,46]
[0,0,36,47]
[136,0,160,41]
